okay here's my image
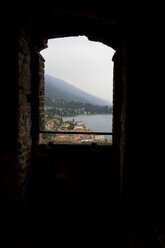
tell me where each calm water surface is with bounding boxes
[63,114,112,140]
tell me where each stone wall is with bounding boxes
[17,31,32,198]
[38,54,45,131]
[31,49,45,139]
[0,30,34,233]
[17,31,45,198]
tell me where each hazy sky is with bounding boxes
[40,36,115,102]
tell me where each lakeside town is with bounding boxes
[41,115,111,144]
[41,97,113,144]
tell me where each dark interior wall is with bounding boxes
[26,145,116,236]
[0,3,165,245]
[123,15,165,229]
[0,34,19,233]
[0,29,34,234]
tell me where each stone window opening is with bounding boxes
[39,36,115,145]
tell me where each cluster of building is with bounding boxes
[44,118,106,144]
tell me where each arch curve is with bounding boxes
[26,9,122,51]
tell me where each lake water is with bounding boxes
[63,114,113,140]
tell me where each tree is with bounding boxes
[67,123,74,130]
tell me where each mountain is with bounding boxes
[45,74,111,106]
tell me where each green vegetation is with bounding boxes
[45,96,113,117]
[41,133,55,142]
[66,123,74,130]
[42,96,112,143]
